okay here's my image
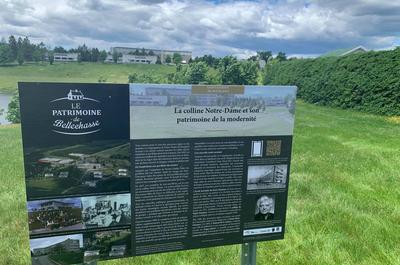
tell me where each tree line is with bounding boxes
[0,36,47,65]
[129,52,289,85]
[0,35,110,65]
[263,48,400,116]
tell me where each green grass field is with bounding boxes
[0,101,399,265]
[0,62,176,93]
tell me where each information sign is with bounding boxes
[19,82,296,264]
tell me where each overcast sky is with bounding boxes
[1,0,399,58]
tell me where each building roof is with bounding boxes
[112,46,192,54]
[320,46,368,57]
[54,53,79,56]
[69,89,83,96]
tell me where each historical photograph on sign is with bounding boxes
[83,229,131,263]
[247,165,288,190]
[24,140,130,199]
[251,140,263,157]
[130,84,297,139]
[28,198,83,235]
[81,194,131,228]
[30,234,84,265]
[254,195,275,221]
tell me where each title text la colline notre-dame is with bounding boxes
[174,107,260,114]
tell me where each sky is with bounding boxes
[1,0,400,58]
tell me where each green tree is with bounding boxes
[217,56,259,85]
[184,61,208,84]
[37,42,47,61]
[276,52,287,62]
[8,35,17,61]
[156,56,161,64]
[165,55,171,64]
[21,37,33,61]
[218,56,240,84]
[257,51,272,62]
[0,44,11,64]
[205,69,222,84]
[17,51,24,65]
[76,44,90,61]
[173,52,182,65]
[53,46,67,53]
[6,93,20,123]
[239,61,258,85]
[48,51,54,65]
[223,62,241,84]
[91,48,99,62]
[112,51,120,63]
[99,50,107,62]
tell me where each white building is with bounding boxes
[32,239,80,256]
[104,54,157,64]
[68,89,84,100]
[121,54,157,64]
[93,171,103,179]
[39,200,75,211]
[59,172,69,178]
[110,47,192,64]
[109,245,126,257]
[54,53,79,62]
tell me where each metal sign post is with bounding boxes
[241,242,257,265]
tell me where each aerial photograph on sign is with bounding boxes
[30,234,84,265]
[130,84,296,139]
[24,140,130,199]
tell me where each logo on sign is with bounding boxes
[50,89,102,135]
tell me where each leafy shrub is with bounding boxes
[263,48,400,116]
[6,92,20,123]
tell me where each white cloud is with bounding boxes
[0,0,399,56]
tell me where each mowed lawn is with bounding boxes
[0,101,399,265]
[0,62,176,93]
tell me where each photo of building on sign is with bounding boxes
[81,194,131,228]
[28,198,83,235]
[247,165,288,190]
[24,140,130,199]
[30,234,84,265]
[130,84,297,139]
[83,229,131,263]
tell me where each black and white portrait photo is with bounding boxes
[254,195,275,221]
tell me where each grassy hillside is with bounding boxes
[0,62,176,93]
[0,101,399,264]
